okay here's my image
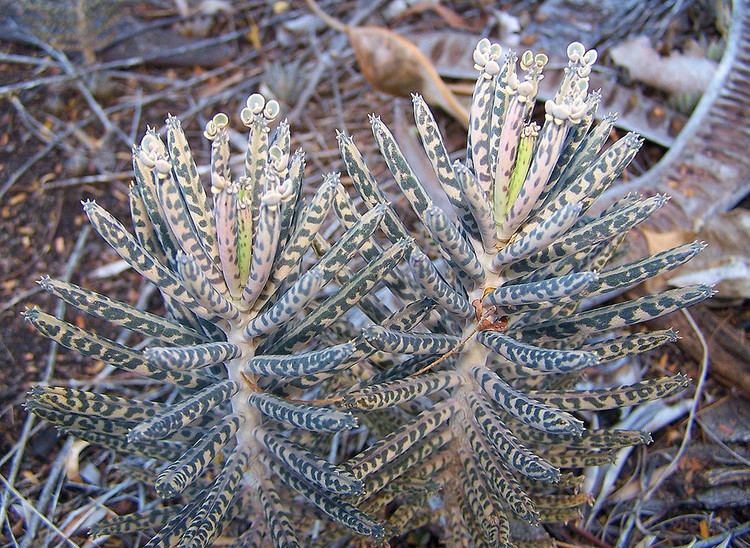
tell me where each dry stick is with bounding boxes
[20,33,131,147]
[0,114,96,202]
[0,27,254,97]
[697,419,750,468]
[288,0,383,123]
[0,52,57,67]
[0,473,78,548]
[412,304,496,377]
[330,54,348,136]
[642,308,709,500]
[129,87,143,145]
[0,226,90,537]
[0,50,258,202]
[44,171,133,191]
[0,286,44,317]
[0,73,74,95]
[413,326,479,377]
[52,478,136,545]
[22,436,74,545]
[9,96,61,146]
[567,524,615,548]
[615,307,710,548]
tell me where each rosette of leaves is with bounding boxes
[322,40,713,545]
[24,93,421,545]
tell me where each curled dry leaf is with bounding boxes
[305,0,469,127]
[667,210,750,299]
[393,2,477,32]
[349,27,469,127]
[610,36,718,97]
[597,2,750,268]
[65,438,90,483]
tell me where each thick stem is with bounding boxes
[456,238,505,381]
[226,328,262,452]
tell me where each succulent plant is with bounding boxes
[312,39,712,545]
[24,38,711,547]
[25,92,408,545]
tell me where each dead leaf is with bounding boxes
[246,22,262,51]
[610,36,717,97]
[596,9,750,249]
[641,228,695,255]
[65,439,90,483]
[666,209,750,298]
[305,0,468,127]
[397,3,478,32]
[349,27,468,127]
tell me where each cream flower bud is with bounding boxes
[567,41,585,62]
[246,93,265,114]
[264,99,280,121]
[154,158,172,177]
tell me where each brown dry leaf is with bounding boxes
[65,439,90,483]
[349,27,468,127]
[641,227,695,255]
[306,0,468,127]
[666,209,750,298]
[397,2,477,32]
[610,36,717,96]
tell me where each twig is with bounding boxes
[129,87,143,145]
[0,423,45,468]
[414,325,478,377]
[0,473,78,548]
[0,73,74,96]
[0,49,258,201]
[22,437,74,544]
[53,479,135,541]
[330,54,347,135]
[288,0,383,123]
[43,171,133,190]
[287,50,333,124]
[0,52,57,67]
[0,286,44,317]
[0,27,253,97]
[0,226,91,537]
[697,419,750,467]
[0,115,91,202]
[9,96,61,146]
[689,520,750,548]
[304,0,348,33]
[642,308,709,500]
[19,33,131,147]
[567,524,614,548]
